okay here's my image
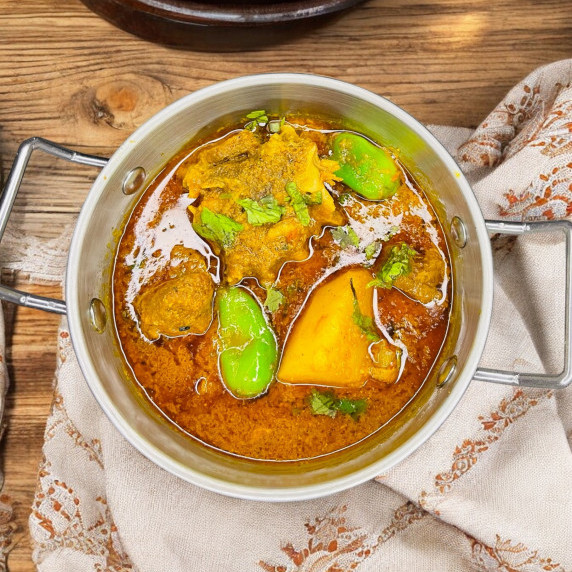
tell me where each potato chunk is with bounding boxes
[278,267,399,388]
[133,252,215,341]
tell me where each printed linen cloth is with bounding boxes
[17,60,572,570]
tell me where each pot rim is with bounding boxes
[66,73,494,501]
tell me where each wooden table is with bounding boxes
[1,0,570,569]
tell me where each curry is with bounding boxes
[112,112,450,461]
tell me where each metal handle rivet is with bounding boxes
[450,216,467,248]
[437,355,457,388]
[89,298,107,333]
[122,166,146,195]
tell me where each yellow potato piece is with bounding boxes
[278,267,387,388]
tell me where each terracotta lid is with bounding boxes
[81,0,365,51]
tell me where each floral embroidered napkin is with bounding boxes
[18,59,572,570]
[0,309,16,572]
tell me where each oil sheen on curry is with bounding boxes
[113,112,451,461]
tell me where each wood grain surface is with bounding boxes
[0,0,571,569]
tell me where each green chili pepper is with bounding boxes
[217,287,278,399]
[332,133,401,200]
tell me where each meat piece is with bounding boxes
[134,252,215,341]
[182,125,345,286]
[394,243,447,305]
[369,339,401,384]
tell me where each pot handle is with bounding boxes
[474,219,572,389]
[0,138,108,314]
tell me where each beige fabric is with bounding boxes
[0,224,74,285]
[0,306,17,572]
[21,60,572,571]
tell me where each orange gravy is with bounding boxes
[112,117,450,461]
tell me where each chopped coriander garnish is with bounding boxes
[285,181,311,226]
[368,243,417,288]
[268,117,286,134]
[350,279,380,342]
[264,287,285,312]
[378,225,400,243]
[244,109,269,131]
[338,193,352,205]
[238,195,285,226]
[331,225,360,249]
[308,390,336,417]
[308,389,367,420]
[336,397,368,417]
[127,257,145,271]
[302,191,323,205]
[387,225,400,238]
[246,109,267,120]
[365,240,381,260]
[192,208,244,248]
[268,120,281,134]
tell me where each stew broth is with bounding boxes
[112,114,451,461]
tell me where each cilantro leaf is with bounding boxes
[308,390,337,417]
[285,181,311,226]
[245,109,269,131]
[350,279,380,342]
[302,191,323,205]
[331,225,360,249]
[307,389,367,420]
[368,243,417,288]
[336,397,367,418]
[246,109,267,120]
[268,117,286,133]
[365,240,381,260]
[383,225,401,241]
[238,196,285,226]
[192,208,243,248]
[265,287,285,312]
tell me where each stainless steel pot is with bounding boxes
[2,74,571,501]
